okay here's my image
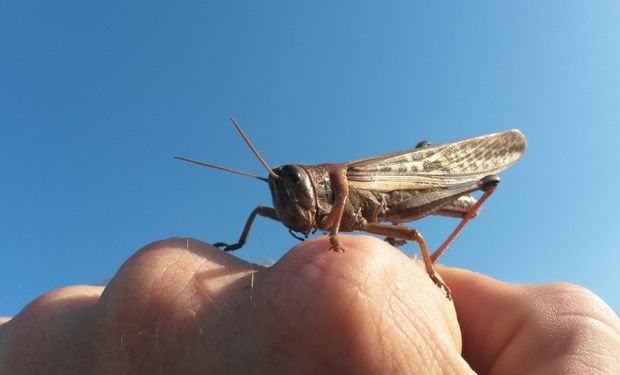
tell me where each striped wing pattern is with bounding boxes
[346,129,526,191]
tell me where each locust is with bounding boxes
[175,118,527,298]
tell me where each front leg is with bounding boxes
[213,206,279,251]
[319,164,349,252]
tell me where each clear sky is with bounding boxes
[2,2,619,316]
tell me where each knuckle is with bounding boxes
[3,286,100,351]
[530,282,605,312]
[115,238,215,283]
[107,238,203,299]
[101,238,252,319]
[20,285,97,317]
[526,282,620,338]
[511,283,620,365]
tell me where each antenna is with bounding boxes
[173,156,268,182]
[229,117,279,179]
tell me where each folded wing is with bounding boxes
[347,129,527,191]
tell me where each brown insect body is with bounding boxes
[269,163,485,235]
[176,120,527,299]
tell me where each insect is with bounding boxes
[175,118,527,298]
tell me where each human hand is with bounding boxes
[1,236,618,374]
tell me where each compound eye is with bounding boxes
[281,165,302,184]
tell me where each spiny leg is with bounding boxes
[362,222,452,299]
[213,206,279,251]
[430,175,499,263]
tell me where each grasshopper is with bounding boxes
[176,119,527,298]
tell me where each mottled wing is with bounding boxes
[347,129,526,191]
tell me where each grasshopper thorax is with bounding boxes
[268,165,317,234]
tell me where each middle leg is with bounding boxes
[362,222,451,299]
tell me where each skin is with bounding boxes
[0,236,619,374]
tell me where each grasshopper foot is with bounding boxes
[429,274,452,300]
[385,237,407,247]
[328,235,345,253]
[213,242,242,252]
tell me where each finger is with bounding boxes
[98,237,260,317]
[0,285,103,373]
[437,266,620,374]
[89,237,261,374]
[254,235,472,374]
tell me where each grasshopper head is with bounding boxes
[269,165,316,234]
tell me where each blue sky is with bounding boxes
[2,2,619,316]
